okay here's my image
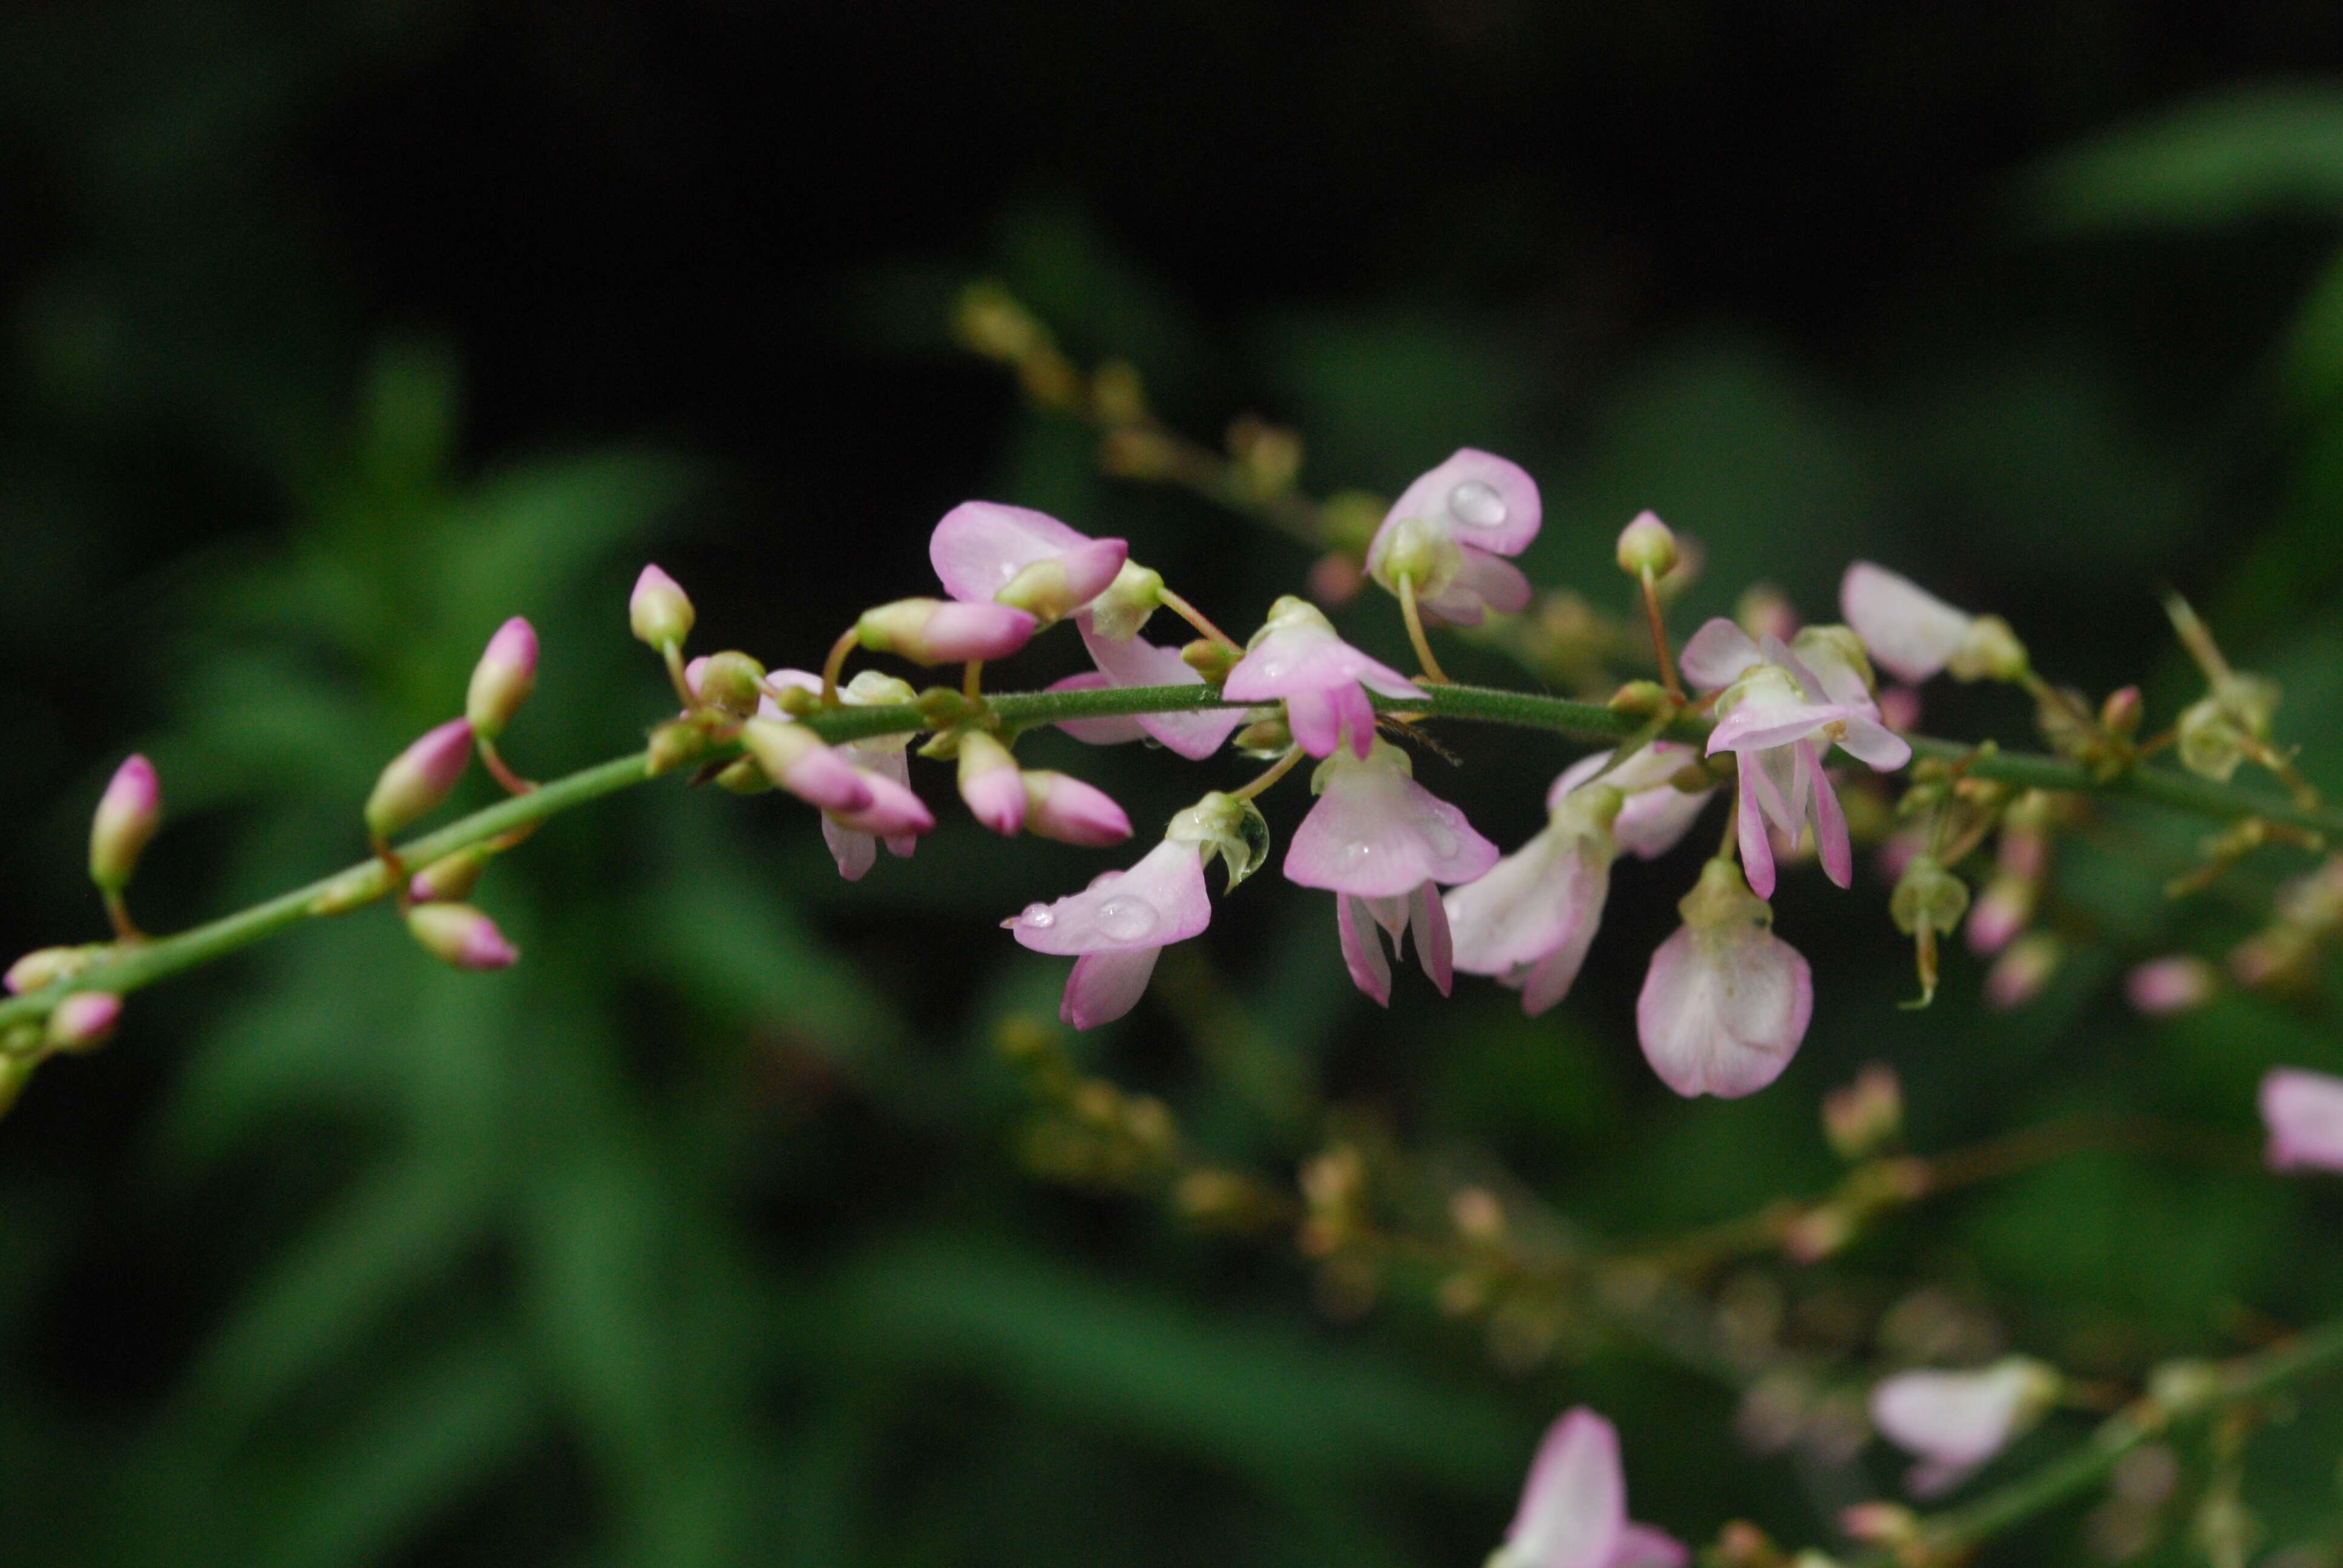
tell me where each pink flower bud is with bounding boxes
[1984,932,2063,1011]
[955,731,1027,835]
[464,617,539,739]
[1964,875,2034,956]
[405,902,519,971]
[1021,772,1133,847]
[89,754,162,891]
[7,946,94,996]
[2126,955,2217,1015]
[47,991,122,1051]
[827,769,934,838]
[739,719,873,814]
[408,846,491,904]
[2261,1068,2343,1172]
[629,563,695,647]
[1614,510,1679,577]
[1876,684,1924,733]
[1822,1064,1902,1160]
[856,598,1036,665]
[1305,552,1364,607]
[364,719,473,837]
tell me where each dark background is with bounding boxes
[6,4,2343,1564]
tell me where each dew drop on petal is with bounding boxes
[1020,904,1055,928]
[1447,480,1507,529]
[1093,895,1160,942]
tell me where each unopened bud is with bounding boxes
[364,719,473,838]
[1948,614,2028,682]
[1615,510,1679,577]
[408,846,491,904]
[6,946,99,996]
[629,564,695,648]
[856,598,1036,665]
[1736,583,1799,644]
[645,714,722,777]
[739,719,873,814]
[714,757,772,795]
[2100,684,2144,742]
[689,650,767,717]
[2126,955,2218,1016]
[1985,932,2064,1011]
[1608,679,1671,717]
[955,730,1026,836]
[405,903,519,971]
[1305,552,1364,607]
[1823,1064,1902,1161]
[1022,771,1132,847]
[1965,875,2036,956]
[1234,714,1293,758]
[1097,427,1180,482]
[1180,638,1238,683]
[995,538,1129,624]
[1838,1503,1919,1548]
[0,1055,34,1118]
[1715,1520,1783,1568]
[47,991,121,1051]
[89,754,162,891]
[464,618,539,739]
[952,280,1047,363]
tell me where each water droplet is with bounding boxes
[1021,904,1055,928]
[1423,820,1458,857]
[1093,895,1159,942]
[1447,480,1507,529]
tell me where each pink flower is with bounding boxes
[465,616,539,739]
[47,991,122,1051]
[1491,1408,1686,1568]
[1446,781,1622,1018]
[1222,596,1420,760]
[1871,1359,2059,1498]
[364,719,474,838]
[90,754,162,890]
[1840,562,2026,685]
[1074,621,1250,759]
[405,903,520,972]
[857,598,1036,665]
[928,500,1129,624]
[2261,1068,2343,1172]
[1365,449,1541,626]
[1006,838,1214,1030]
[1021,771,1132,847]
[1283,739,1498,1004]
[1547,741,1715,860]
[2125,955,2217,1016]
[1636,858,1813,1099]
[1681,621,1910,900]
[956,730,1027,836]
[759,668,930,881]
[629,563,695,647]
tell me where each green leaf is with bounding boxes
[2028,86,2343,234]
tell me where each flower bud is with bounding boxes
[688,650,767,717]
[1234,714,1293,758]
[2100,684,2144,742]
[645,714,722,777]
[0,1054,34,1118]
[1736,584,1799,644]
[2176,695,2249,782]
[1985,932,2063,1011]
[364,719,473,838]
[1615,510,1680,577]
[1022,771,1133,847]
[47,991,120,1052]
[1180,638,1238,684]
[408,846,491,904]
[826,771,934,838]
[1839,1504,1919,1548]
[464,618,538,739]
[739,719,873,814]
[1305,552,1364,607]
[1823,1065,1902,1161]
[1876,685,1923,733]
[955,730,1027,835]
[7,946,99,996]
[405,903,519,970]
[1083,560,1165,641]
[994,538,1129,624]
[1947,615,2028,682]
[89,754,162,892]
[714,756,772,795]
[855,598,1036,665]
[629,564,695,648]
[1965,875,2034,956]
[2125,955,2217,1016]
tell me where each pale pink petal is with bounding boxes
[1833,715,1913,771]
[1635,924,1812,1099]
[2125,955,2216,1015]
[2262,1068,2343,1171]
[1550,743,1711,860]
[1504,1409,1627,1568]
[1736,756,1777,901]
[1870,1364,2043,1472]
[1051,537,1132,609]
[1337,894,1392,1006]
[930,500,1093,602]
[1608,1523,1691,1568]
[1679,619,1763,692]
[1284,687,1345,759]
[1446,834,1575,976]
[1008,840,1211,955]
[1422,549,1533,624]
[1409,882,1453,995]
[1076,617,1248,759]
[822,818,878,881]
[1284,766,1498,899]
[1061,948,1161,1030]
[1379,448,1542,558]
[1023,773,1133,847]
[1707,697,1863,757]
[1335,681,1379,758]
[1222,625,1415,704]
[827,771,934,837]
[1841,562,1975,685]
[960,764,1028,836]
[1045,672,1150,746]
[1801,743,1853,889]
[1516,883,1606,1017]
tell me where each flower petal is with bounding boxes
[1680,619,1761,692]
[1044,671,1150,746]
[1009,840,1211,955]
[1737,756,1778,901]
[1504,1408,1627,1568]
[1285,762,1499,898]
[1833,714,1912,771]
[1077,616,1248,759]
[2262,1068,2343,1171]
[1635,923,1812,1099]
[1609,1524,1691,1568]
[1378,448,1542,558]
[1409,881,1454,995]
[1061,947,1161,1030]
[1804,743,1853,889]
[1841,561,1975,685]
[930,500,1094,603]
[1337,894,1393,1006]
[821,818,877,881]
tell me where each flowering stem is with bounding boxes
[820,628,859,708]
[7,681,2338,1032]
[1638,567,1684,703]
[659,641,695,709]
[102,890,143,944]
[476,736,534,797]
[1157,587,1241,652]
[962,659,984,701]
[1394,575,1450,685]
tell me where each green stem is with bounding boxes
[5,682,2332,1031]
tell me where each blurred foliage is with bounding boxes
[8,5,2343,1567]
